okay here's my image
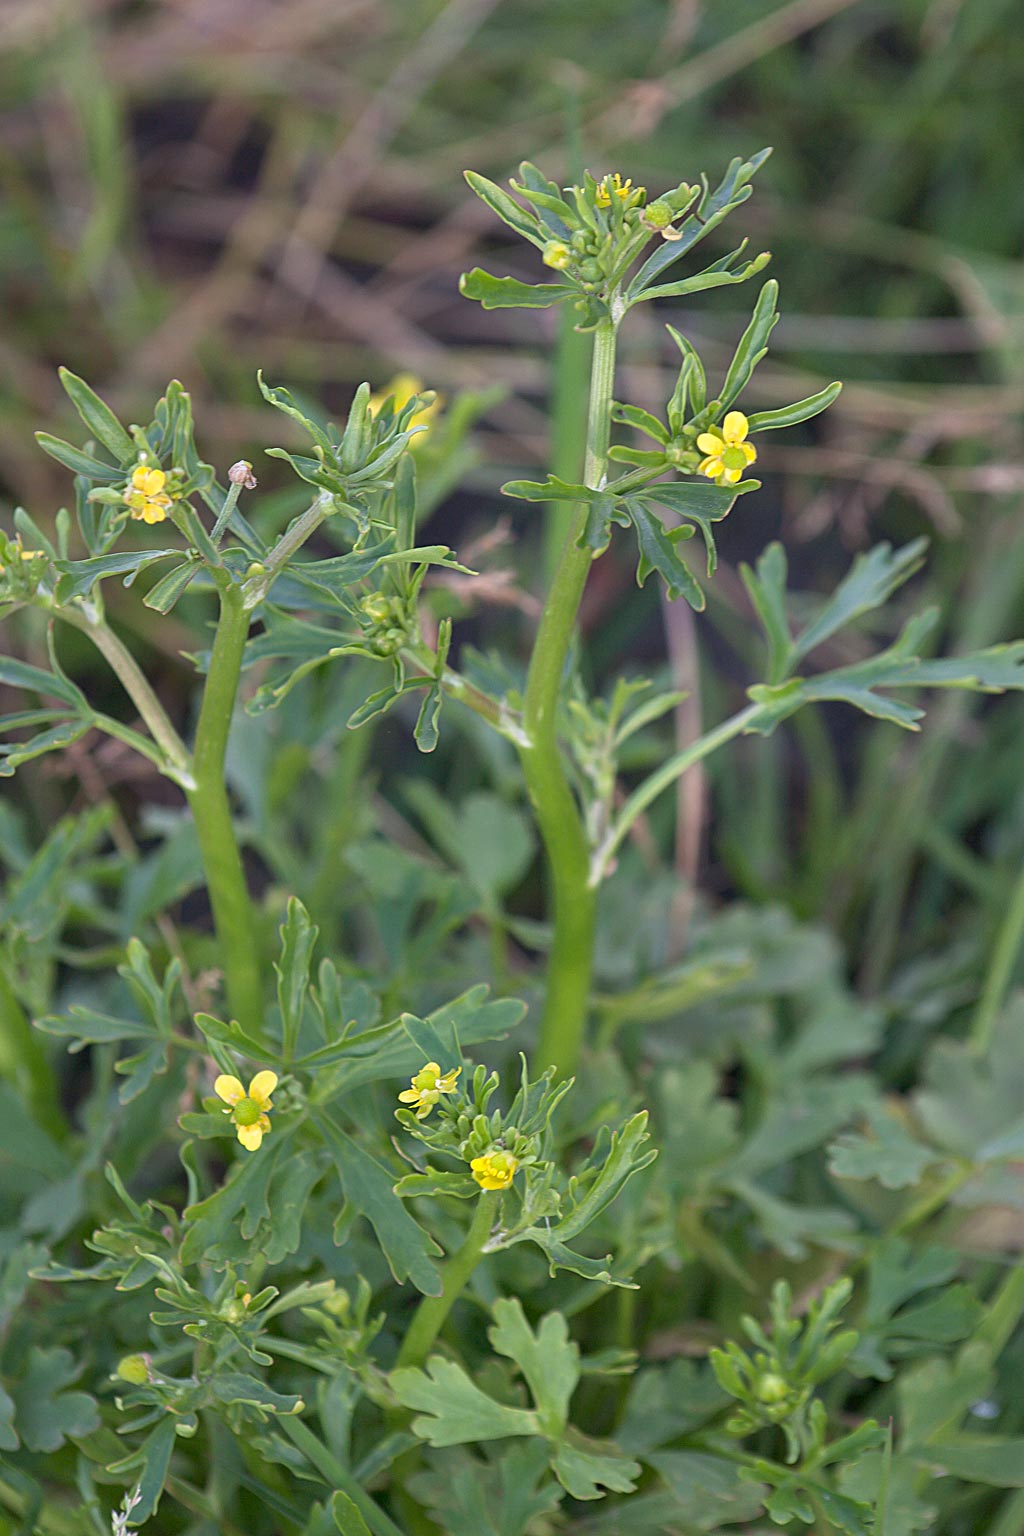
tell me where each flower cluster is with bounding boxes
[214,1069,278,1151]
[123,464,177,525]
[469,1148,519,1190]
[398,1061,461,1119]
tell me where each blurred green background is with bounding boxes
[2,0,1023,988]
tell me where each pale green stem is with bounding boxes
[186,580,263,1033]
[592,702,764,884]
[395,1193,497,1370]
[242,493,331,610]
[970,858,1024,1056]
[278,1418,405,1536]
[520,316,617,1080]
[60,604,193,785]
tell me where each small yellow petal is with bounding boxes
[398,1088,421,1104]
[722,465,742,484]
[741,441,757,463]
[248,1070,278,1108]
[698,455,723,477]
[696,432,723,455]
[237,1122,264,1151]
[721,411,749,444]
[214,1074,245,1106]
[422,1062,441,1077]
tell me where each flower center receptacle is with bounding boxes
[234,1097,262,1127]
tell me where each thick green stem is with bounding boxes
[520,317,617,1080]
[395,1193,496,1370]
[187,581,263,1032]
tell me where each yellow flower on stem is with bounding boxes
[595,173,644,209]
[398,1061,461,1120]
[470,1149,519,1191]
[214,1069,278,1151]
[124,464,173,525]
[696,412,757,486]
[368,373,441,446]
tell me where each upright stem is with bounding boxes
[520,316,617,1080]
[61,606,192,785]
[971,857,1024,1056]
[395,1193,496,1370]
[187,580,263,1032]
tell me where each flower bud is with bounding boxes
[228,460,257,489]
[756,1372,790,1404]
[116,1354,151,1385]
[542,240,572,271]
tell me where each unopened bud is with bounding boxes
[228,460,257,489]
[542,240,572,272]
[116,1354,151,1385]
[756,1372,789,1404]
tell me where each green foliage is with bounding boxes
[4,122,1024,1536]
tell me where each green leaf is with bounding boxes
[747,381,843,432]
[143,558,201,613]
[414,679,444,753]
[611,402,669,443]
[257,372,334,455]
[828,1104,940,1190]
[277,897,318,1060]
[390,1358,540,1446]
[627,148,772,299]
[740,541,793,684]
[463,172,544,247]
[0,719,92,776]
[53,548,182,603]
[551,1432,641,1500]
[458,269,574,309]
[35,1005,158,1050]
[0,654,87,708]
[58,368,135,461]
[649,1451,766,1530]
[330,1491,374,1536]
[791,540,929,664]
[0,1383,16,1451]
[119,1413,177,1523]
[34,432,124,482]
[548,1112,656,1242]
[633,478,752,576]
[624,502,705,608]
[719,279,779,409]
[313,1112,442,1295]
[501,475,597,502]
[909,1437,1024,1487]
[489,1298,579,1433]
[10,1345,99,1452]
[211,1371,304,1416]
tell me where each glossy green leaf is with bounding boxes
[313,1112,442,1295]
[58,368,135,461]
[458,269,574,309]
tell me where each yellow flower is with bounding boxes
[398,1061,461,1119]
[542,240,572,271]
[595,173,644,209]
[214,1069,278,1151]
[124,464,173,525]
[470,1148,519,1191]
[0,540,39,573]
[696,412,757,485]
[368,373,441,447]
